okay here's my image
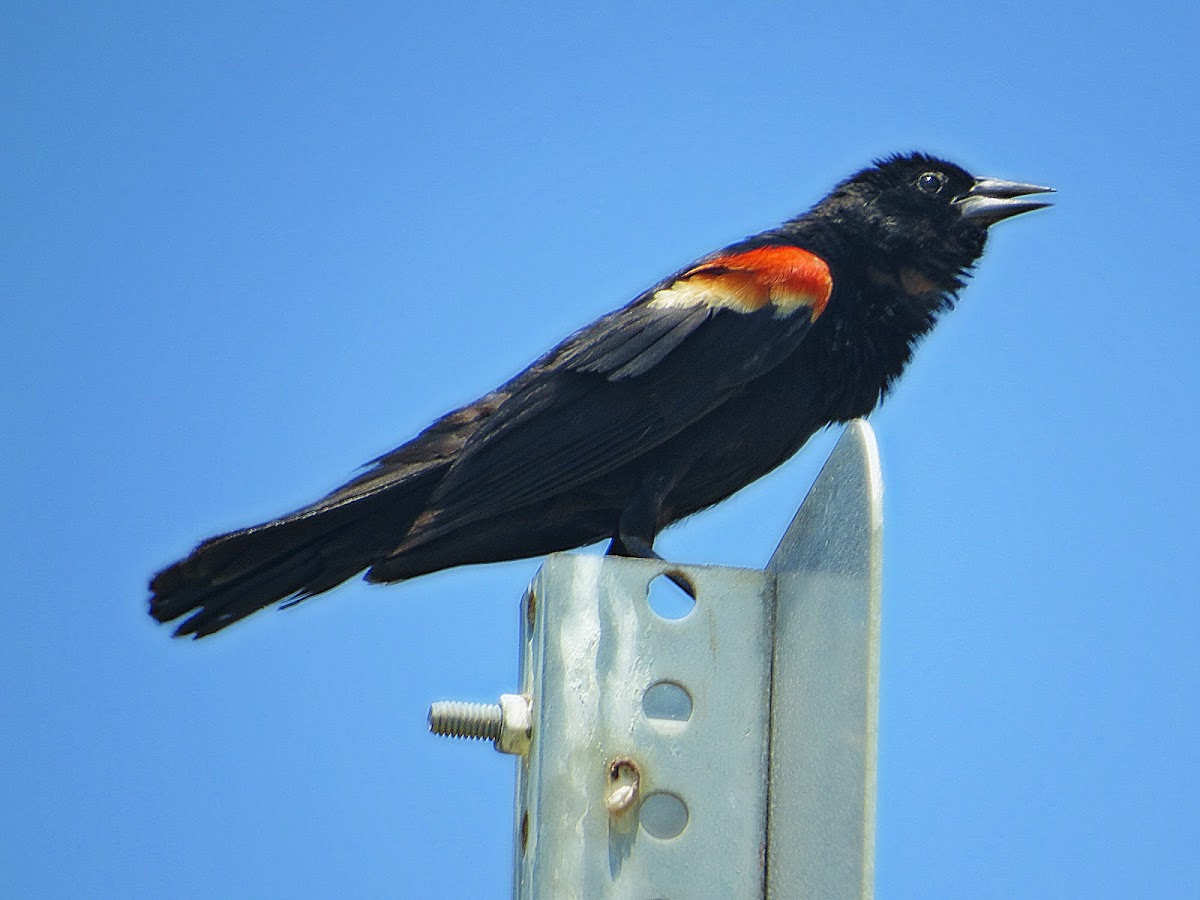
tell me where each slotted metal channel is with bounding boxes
[513,556,775,898]
[432,421,882,899]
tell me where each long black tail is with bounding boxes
[148,463,443,638]
[149,388,515,637]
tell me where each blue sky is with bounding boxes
[3,2,1198,897]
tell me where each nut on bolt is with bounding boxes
[428,693,532,756]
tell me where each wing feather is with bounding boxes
[559,304,712,380]
[413,301,816,539]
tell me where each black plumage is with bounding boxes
[149,153,1050,637]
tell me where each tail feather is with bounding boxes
[149,470,440,638]
[163,545,327,637]
[149,389,511,636]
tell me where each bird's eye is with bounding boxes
[917,172,945,194]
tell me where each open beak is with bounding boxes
[954,177,1054,226]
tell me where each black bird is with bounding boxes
[150,153,1051,637]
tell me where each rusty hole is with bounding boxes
[605,757,641,816]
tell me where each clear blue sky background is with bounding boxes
[3,3,1198,897]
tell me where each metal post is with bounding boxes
[429,420,883,899]
[765,419,882,899]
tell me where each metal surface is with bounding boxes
[429,420,883,898]
[766,420,883,900]
[512,557,776,900]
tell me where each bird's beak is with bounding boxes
[954,177,1054,226]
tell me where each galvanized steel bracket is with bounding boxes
[431,420,883,900]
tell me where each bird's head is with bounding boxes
[814,152,1053,280]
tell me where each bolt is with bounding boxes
[428,694,532,756]
[428,701,503,741]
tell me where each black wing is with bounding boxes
[411,298,818,541]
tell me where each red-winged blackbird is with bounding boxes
[150,153,1051,637]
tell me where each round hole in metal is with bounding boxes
[642,681,693,723]
[639,791,689,839]
[647,572,695,620]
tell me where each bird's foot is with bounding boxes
[606,536,695,598]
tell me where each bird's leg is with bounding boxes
[607,471,695,597]
[607,474,666,559]
[609,533,663,560]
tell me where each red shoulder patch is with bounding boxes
[650,245,833,319]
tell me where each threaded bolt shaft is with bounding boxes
[428,700,503,742]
